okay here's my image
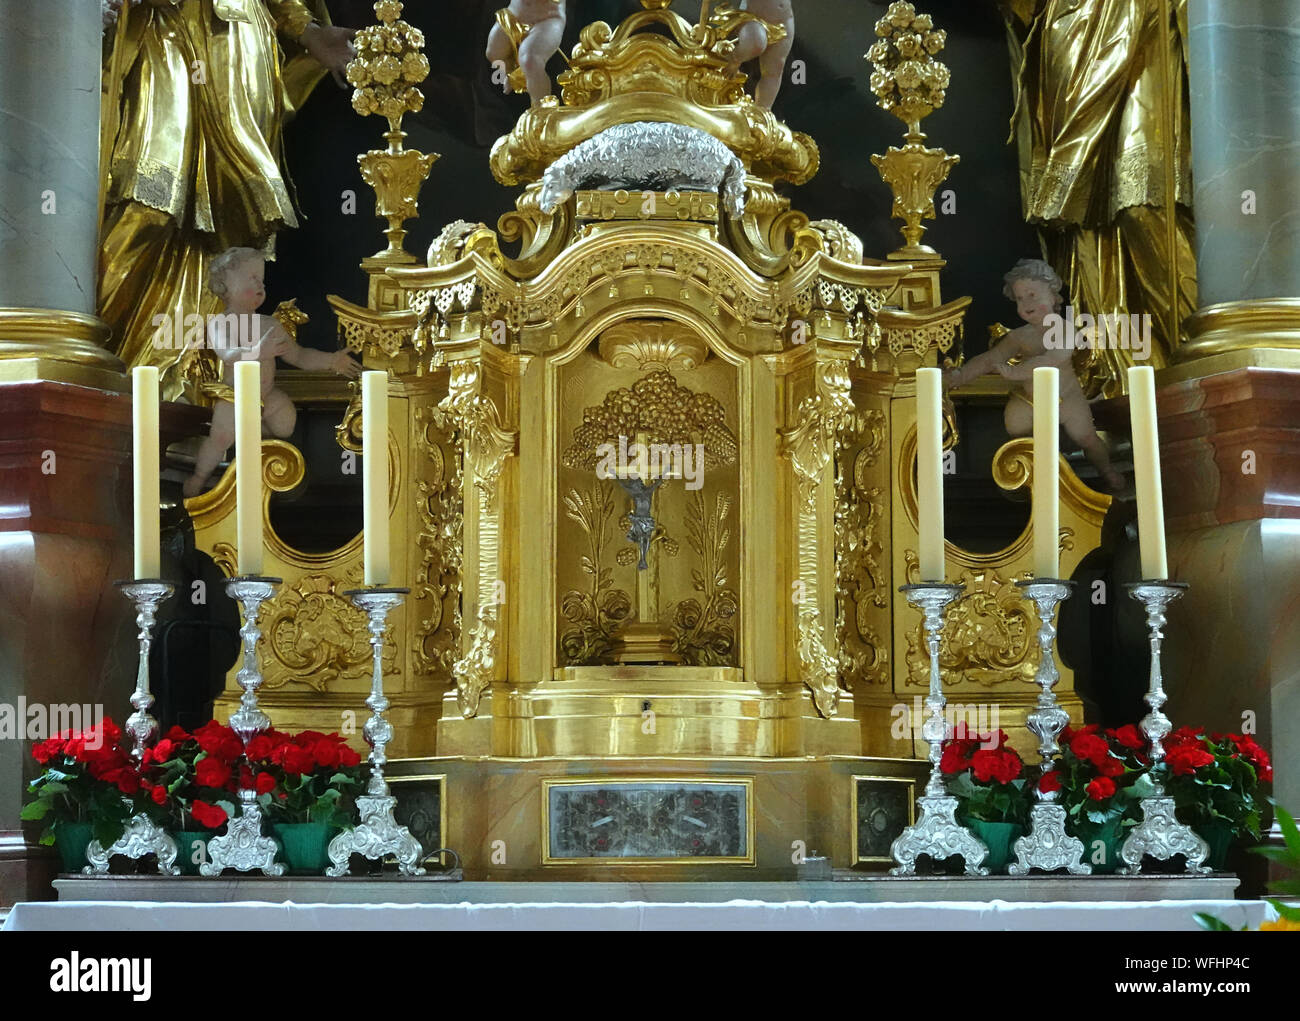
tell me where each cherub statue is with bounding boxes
[485,0,567,106]
[182,248,361,498]
[717,0,795,109]
[943,259,1124,492]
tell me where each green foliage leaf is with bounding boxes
[20,799,52,821]
[1276,803,1300,856]
[1268,898,1300,922]
[1193,912,1240,932]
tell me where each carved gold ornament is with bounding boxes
[598,320,711,373]
[865,3,959,259]
[562,370,738,472]
[347,1,438,260]
[561,484,633,665]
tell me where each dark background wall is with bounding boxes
[267,0,1040,357]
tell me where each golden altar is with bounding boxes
[185,1,1109,878]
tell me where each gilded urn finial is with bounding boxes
[347,1,439,266]
[866,2,959,260]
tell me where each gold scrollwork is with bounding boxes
[782,362,856,717]
[412,404,462,683]
[902,550,1036,688]
[435,361,516,716]
[835,410,890,686]
[260,571,394,692]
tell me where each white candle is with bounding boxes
[131,366,160,579]
[916,367,945,581]
[1033,367,1060,579]
[1128,366,1169,580]
[234,360,263,576]
[362,370,390,586]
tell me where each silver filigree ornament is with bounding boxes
[539,122,748,217]
[890,582,990,876]
[326,588,426,877]
[83,580,179,875]
[1007,578,1090,875]
[201,576,285,877]
[1119,581,1210,875]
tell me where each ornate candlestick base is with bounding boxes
[84,815,180,876]
[82,579,179,875]
[327,588,425,877]
[202,575,284,877]
[1008,578,1089,876]
[1119,581,1210,875]
[890,582,989,877]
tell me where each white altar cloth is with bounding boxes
[1,898,1271,931]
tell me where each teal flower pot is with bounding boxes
[1195,821,1235,872]
[172,830,210,876]
[966,820,1024,873]
[1074,816,1125,874]
[53,821,93,873]
[272,823,335,875]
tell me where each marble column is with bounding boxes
[1181,0,1300,356]
[0,0,122,387]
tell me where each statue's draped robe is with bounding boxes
[98,0,328,400]
[1004,0,1197,397]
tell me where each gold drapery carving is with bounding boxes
[1001,0,1197,396]
[98,0,333,400]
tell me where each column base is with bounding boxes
[0,307,125,391]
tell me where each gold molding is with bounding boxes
[0,306,125,388]
[1178,297,1300,361]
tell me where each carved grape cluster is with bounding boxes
[563,371,738,471]
[346,2,429,123]
[865,2,950,129]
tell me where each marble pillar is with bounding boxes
[1181,0,1300,358]
[0,0,122,387]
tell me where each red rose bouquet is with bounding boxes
[1161,727,1272,842]
[940,729,1033,826]
[22,718,138,851]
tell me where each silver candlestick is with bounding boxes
[1119,580,1210,874]
[327,588,425,877]
[202,576,285,877]
[84,580,179,875]
[890,581,989,876]
[1008,578,1089,875]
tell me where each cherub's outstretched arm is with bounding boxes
[273,322,362,377]
[944,331,1029,388]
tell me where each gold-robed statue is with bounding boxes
[98,0,354,401]
[999,0,1197,397]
